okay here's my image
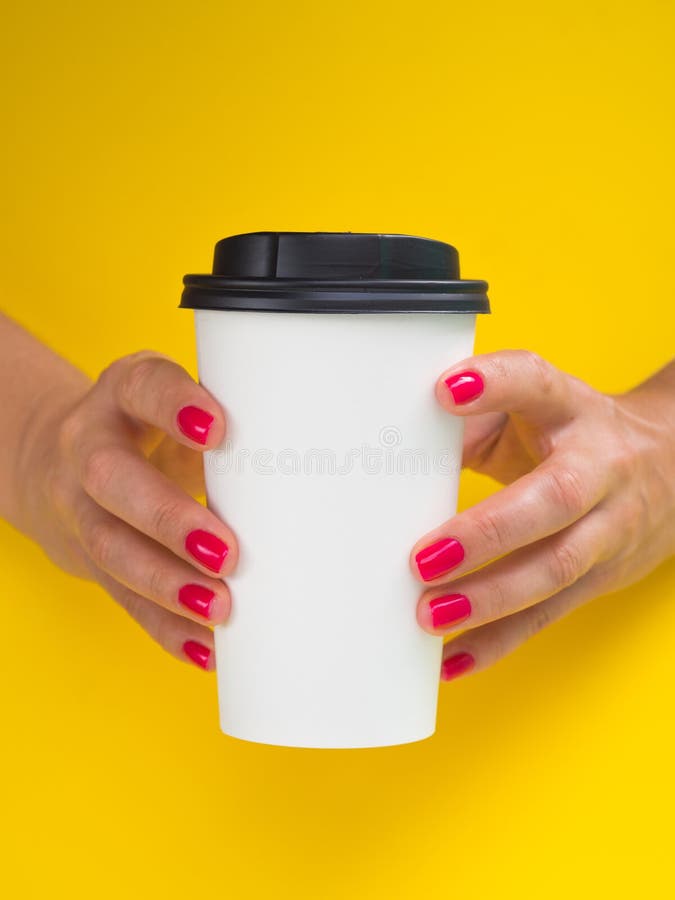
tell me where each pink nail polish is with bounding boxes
[429,593,472,629]
[441,652,475,681]
[444,371,484,404]
[185,529,229,573]
[178,584,216,619]
[177,405,214,445]
[415,537,465,581]
[183,640,211,670]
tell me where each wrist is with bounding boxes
[623,359,675,418]
[616,362,675,555]
[12,376,90,539]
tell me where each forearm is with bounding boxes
[0,312,90,530]
[613,358,675,448]
[627,358,675,412]
[618,357,675,555]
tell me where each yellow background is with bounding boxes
[1,1,674,897]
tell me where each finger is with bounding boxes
[435,349,588,430]
[73,497,232,626]
[92,567,216,671]
[76,437,237,577]
[417,507,613,636]
[410,450,610,584]
[461,412,507,468]
[97,351,226,450]
[436,570,603,681]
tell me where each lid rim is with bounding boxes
[183,275,488,292]
[181,231,490,313]
[180,287,490,313]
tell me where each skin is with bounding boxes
[412,351,675,678]
[1,314,236,670]
[1,313,674,676]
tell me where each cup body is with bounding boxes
[193,308,477,748]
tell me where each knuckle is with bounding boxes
[611,442,636,483]
[473,507,512,553]
[57,410,85,456]
[544,464,588,518]
[118,355,158,409]
[488,354,510,383]
[147,565,170,603]
[527,602,553,638]
[85,520,115,570]
[522,350,555,394]
[548,541,583,590]
[486,577,511,621]
[81,446,117,498]
[151,496,185,544]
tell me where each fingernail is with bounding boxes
[183,640,211,670]
[441,652,475,681]
[178,584,216,619]
[429,593,472,629]
[444,371,484,404]
[177,405,214,445]
[415,537,465,581]
[185,529,229,573]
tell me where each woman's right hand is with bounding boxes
[19,350,238,670]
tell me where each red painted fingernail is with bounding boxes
[429,593,472,629]
[178,584,216,619]
[183,640,211,670]
[415,537,465,581]
[177,405,214,445]
[185,529,229,573]
[444,371,484,404]
[441,652,475,681]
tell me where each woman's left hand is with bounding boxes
[410,350,675,682]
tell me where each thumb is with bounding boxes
[435,349,578,431]
[461,412,507,466]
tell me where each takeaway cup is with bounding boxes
[180,232,490,748]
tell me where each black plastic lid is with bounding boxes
[180,232,490,313]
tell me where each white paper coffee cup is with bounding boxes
[181,232,490,748]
